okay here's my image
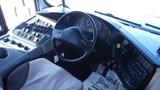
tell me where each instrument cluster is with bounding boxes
[76,16,94,41]
[75,15,113,42]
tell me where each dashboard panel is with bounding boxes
[0,11,158,90]
[88,15,156,89]
[0,15,56,53]
[118,45,155,89]
[13,16,54,44]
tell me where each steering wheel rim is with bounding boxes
[52,11,97,62]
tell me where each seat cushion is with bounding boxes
[7,58,83,90]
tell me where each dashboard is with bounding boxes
[0,11,159,90]
[0,15,55,52]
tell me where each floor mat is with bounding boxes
[83,70,126,90]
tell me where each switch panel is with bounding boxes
[12,16,54,44]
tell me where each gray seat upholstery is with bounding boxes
[7,58,83,90]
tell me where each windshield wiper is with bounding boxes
[95,11,160,35]
[145,23,160,30]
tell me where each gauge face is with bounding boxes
[102,23,111,35]
[95,18,112,41]
[77,17,85,30]
[76,16,94,41]
[95,19,102,30]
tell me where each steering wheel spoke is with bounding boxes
[80,39,92,51]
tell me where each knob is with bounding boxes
[10,40,16,44]
[24,47,29,51]
[17,43,23,47]
[36,19,40,22]
[0,47,8,59]
[3,38,10,42]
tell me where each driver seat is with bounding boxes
[6,58,83,90]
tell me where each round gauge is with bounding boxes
[95,19,102,30]
[76,16,94,41]
[97,22,112,42]
[85,19,92,27]
[77,17,85,30]
[102,23,111,35]
[85,19,94,33]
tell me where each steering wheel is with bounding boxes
[52,11,97,62]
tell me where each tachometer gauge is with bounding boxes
[97,21,113,45]
[95,20,102,30]
[76,16,94,41]
[102,23,111,35]
[77,17,85,30]
[85,18,92,27]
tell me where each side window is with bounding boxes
[0,0,36,29]
[0,5,8,36]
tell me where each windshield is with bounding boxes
[1,0,159,30]
[45,0,160,31]
[46,0,160,17]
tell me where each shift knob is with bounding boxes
[0,47,8,59]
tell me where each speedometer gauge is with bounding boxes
[85,18,92,27]
[77,17,85,30]
[76,16,94,40]
[95,20,102,30]
[103,23,111,35]
[96,20,112,42]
